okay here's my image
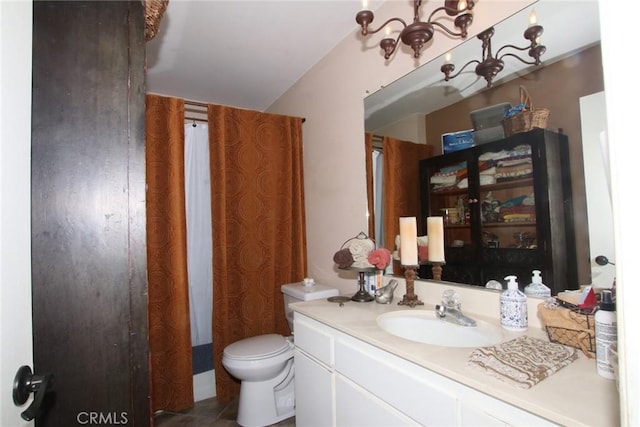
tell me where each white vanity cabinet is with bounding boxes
[293,312,557,427]
[293,315,336,427]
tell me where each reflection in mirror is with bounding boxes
[364,1,612,292]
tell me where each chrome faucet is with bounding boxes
[435,289,477,327]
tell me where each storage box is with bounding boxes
[474,126,506,145]
[442,129,474,153]
[470,102,511,130]
[470,103,511,145]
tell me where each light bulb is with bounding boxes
[529,9,537,26]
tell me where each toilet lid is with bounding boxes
[224,334,291,360]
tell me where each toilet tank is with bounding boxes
[281,280,338,332]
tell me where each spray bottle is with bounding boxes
[595,290,617,379]
[500,275,528,331]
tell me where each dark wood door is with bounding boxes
[31,2,149,425]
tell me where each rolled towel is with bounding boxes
[333,248,353,269]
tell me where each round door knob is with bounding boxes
[13,365,53,421]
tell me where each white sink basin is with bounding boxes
[376,310,504,348]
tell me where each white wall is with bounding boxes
[268,0,638,424]
[580,91,615,289]
[600,2,640,423]
[0,1,34,425]
[371,113,427,144]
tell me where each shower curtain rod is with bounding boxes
[183,99,306,123]
[184,99,208,108]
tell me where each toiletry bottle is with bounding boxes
[500,275,528,331]
[524,270,552,298]
[595,289,617,379]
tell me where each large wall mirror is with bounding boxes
[365,1,614,291]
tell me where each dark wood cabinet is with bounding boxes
[419,129,578,294]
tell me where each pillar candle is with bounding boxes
[427,217,445,262]
[399,217,418,266]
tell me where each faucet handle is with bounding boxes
[441,289,461,310]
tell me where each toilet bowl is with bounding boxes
[221,280,338,427]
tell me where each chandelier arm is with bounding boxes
[446,59,480,80]
[430,21,466,37]
[364,17,408,36]
[428,5,450,21]
[383,33,404,59]
[495,43,531,58]
[498,52,538,66]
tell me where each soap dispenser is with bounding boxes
[500,275,528,331]
[524,270,551,298]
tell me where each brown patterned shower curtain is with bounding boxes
[145,94,194,412]
[207,104,307,403]
[145,95,307,408]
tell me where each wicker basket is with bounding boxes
[145,0,169,42]
[538,303,595,358]
[502,86,550,136]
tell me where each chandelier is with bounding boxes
[356,0,475,60]
[440,11,546,87]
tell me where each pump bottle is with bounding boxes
[524,270,551,298]
[595,290,617,379]
[500,275,528,331]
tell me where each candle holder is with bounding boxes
[431,261,445,281]
[420,260,446,281]
[398,265,424,307]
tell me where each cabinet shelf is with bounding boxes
[482,221,536,228]
[431,186,468,196]
[479,177,533,191]
[445,223,470,229]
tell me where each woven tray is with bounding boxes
[538,303,595,358]
[503,86,550,136]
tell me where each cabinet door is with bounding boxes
[475,140,541,284]
[294,349,335,427]
[335,376,420,427]
[419,150,479,283]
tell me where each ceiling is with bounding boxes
[146,0,601,123]
[146,0,383,111]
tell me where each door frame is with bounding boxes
[0,1,34,425]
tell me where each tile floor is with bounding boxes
[154,397,296,427]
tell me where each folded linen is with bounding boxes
[467,336,578,389]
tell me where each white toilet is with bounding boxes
[222,280,338,427]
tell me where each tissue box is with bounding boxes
[442,129,474,154]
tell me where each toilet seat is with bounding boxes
[223,334,292,361]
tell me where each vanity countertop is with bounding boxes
[290,296,620,427]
